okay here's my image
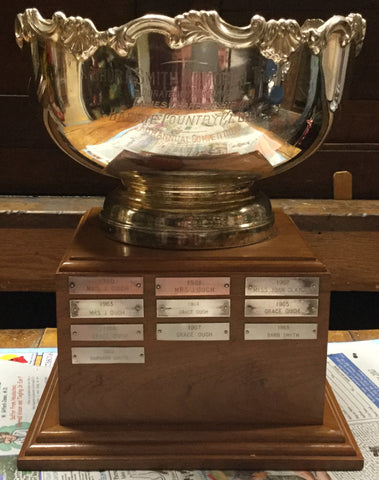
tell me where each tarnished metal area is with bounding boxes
[156,299,230,317]
[69,299,144,318]
[16,9,365,248]
[244,323,318,340]
[68,276,143,295]
[155,277,230,296]
[245,298,319,317]
[156,322,230,341]
[71,347,145,364]
[245,276,319,296]
[70,324,144,341]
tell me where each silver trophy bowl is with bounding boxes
[16,9,365,248]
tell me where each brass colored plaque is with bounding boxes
[156,323,230,341]
[155,277,230,296]
[244,323,318,340]
[156,299,230,317]
[70,299,144,318]
[69,276,143,294]
[245,277,319,296]
[71,347,145,364]
[245,299,318,317]
[70,324,144,341]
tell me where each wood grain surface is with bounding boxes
[0,329,44,347]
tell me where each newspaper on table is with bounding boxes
[326,341,379,480]
[0,361,52,469]
[0,341,378,480]
[0,348,57,368]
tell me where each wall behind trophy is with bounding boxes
[0,0,377,198]
[0,2,377,330]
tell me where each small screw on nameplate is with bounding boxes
[72,330,78,336]
[156,284,161,290]
[301,278,317,289]
[224,283,230,289]
[160,305,171,313]
[69,282,75,289]
[136,283,142,288]
[70,302,79,317]
[135,304,141,312]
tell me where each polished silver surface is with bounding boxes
[245,298,318,317]
[155,277,230,296]
[68,276,143,294]
[69,299,144,318]
[156,299,230,318]
[70,324,144,341]
[156,322,230,341]
[245,276,319,296]
[71,347,145,364]
[16,9,365,248]
[244,323,318,340]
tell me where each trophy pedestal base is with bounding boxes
[100,181,275,249]
[18,363,363,471]
[18,208,363,471]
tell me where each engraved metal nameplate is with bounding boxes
[69,276,143,294]
[70,299,144,318]
[156,323,230,341]
[157,299,230,317]
[155,277,230,296]
[70,324,144,341]
[245,277,319,296]
[244,323,318,340]
[71,347,145,364]
[245,299,318,317]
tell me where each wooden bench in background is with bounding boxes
[0,197,377,293]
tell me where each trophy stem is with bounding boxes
[100,173,274,249]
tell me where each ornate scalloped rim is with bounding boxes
[15,8,366,63]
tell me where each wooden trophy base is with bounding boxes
[19,364,363,471]
[18,209,363,471]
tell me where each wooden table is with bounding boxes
[1,328,378,348]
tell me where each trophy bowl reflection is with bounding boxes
[16,9,365,249]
